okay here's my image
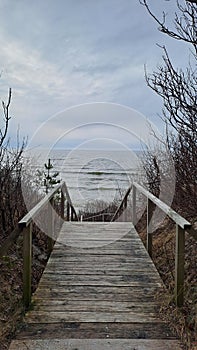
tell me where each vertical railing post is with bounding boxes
[47,197,54,253]
[71,206,74,221]
[67,202,70,221]
[61,189,65,219]
[175,224,185,307]
[23,222,32,308]
[132,185,136,225]
[122,197,127,222]
[147,198,154,258]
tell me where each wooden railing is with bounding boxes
[112,182,197,307]
[19,181,78,308]
[111,185,132,222]
[81,212,115,222]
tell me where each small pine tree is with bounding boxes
[41,158,60,194]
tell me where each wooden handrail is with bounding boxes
[133,182,191,229]
[61,182,78,221]
[19,183,62,227]
[82,212,115,221]
[112,181,196,306]
[19,181,78,308]
[131,182,196,308]
[111,185,132,222]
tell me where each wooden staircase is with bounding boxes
[9,222,181,349]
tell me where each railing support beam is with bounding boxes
[20,181,79,308]
[61,189,65,219]
[132,185,136,225]
[23,223,32,308]
[147,198,154,258]
[47,198,54,253]
[175,224,185,307]
[71,206,74,221]
[67,202,70,221]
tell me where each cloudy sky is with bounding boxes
[0,0,189,149]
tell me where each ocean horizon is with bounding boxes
[24,148,144,211]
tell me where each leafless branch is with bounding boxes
[0,88,12,148]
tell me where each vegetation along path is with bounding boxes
[9,222,181,349]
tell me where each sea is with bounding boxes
[23,149,144,212]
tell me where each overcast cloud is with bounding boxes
[0,0,188,149]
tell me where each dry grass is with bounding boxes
[0,230,49,349]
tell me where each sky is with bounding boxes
[0,0,189,150]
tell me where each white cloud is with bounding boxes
[0,0,189,145]
[0,34,67,96]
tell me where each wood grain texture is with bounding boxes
[10,339,182,350]
[16,322,175,340]
[9,222,181,349]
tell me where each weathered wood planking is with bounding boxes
[9,222,181,349]
[15,322,175,340]
[9,338,182,350]
[34,285,160,303]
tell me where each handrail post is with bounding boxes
[147,198,154,258]
[47,198,54,253]
[67,202,70,221]
[132,185,136,225]
[61,189,65,219]
[123,198,127,221]
[175,224,185,307]
[23,222,32,308]
[71,206,74,221]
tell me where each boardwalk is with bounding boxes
[9,222,181,349]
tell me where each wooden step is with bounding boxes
[9,338,182,350]
[9,222,182,349]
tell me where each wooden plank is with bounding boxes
[53,244,147,251]
[41,271,160,281]
[38,274,162,287]
[44,267,158,274]
[58,222,134,236]
[51,249,149,256]
[55,240,142,246]
[45,265,156,273]
[48,256,152,264]
[46,261,155,268]
[33,295,157,303]
[51,256,150,264]
[9,339,182,350]
[16,322,177,340]
[25,311,161,323]
[33,285,160,301]
[33,296,159,311]
[9,221,178,349]
[33,292,156,303]
[32,300,159,312]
